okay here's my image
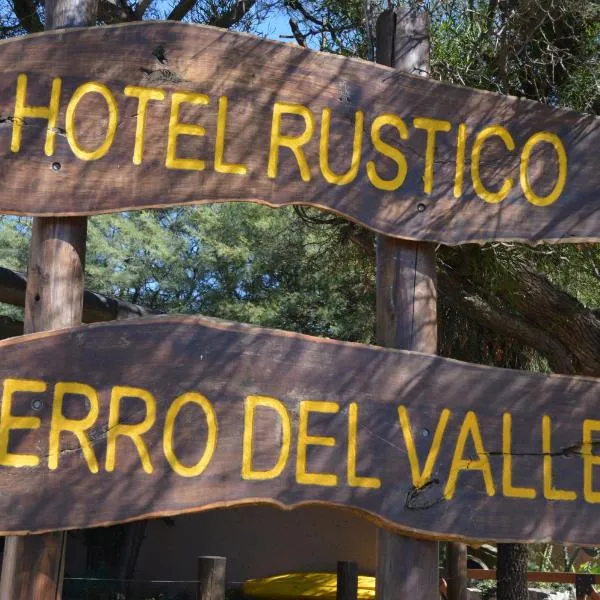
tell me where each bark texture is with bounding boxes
[497,543,528,600]
[439,261,600,377]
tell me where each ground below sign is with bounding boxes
[1,22,600,243]
[0,315,599,545]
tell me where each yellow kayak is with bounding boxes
[243,572,376,599]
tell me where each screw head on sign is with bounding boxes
[31,399,44,412]
[51,162,61,172]
[420,428,430,438]
[417,203,426,213]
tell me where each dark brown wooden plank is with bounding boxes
[374,8,440,600]
[0,316,599,545]
[0,22,599,243]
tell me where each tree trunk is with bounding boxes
[497,543,528,600]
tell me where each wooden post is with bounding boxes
[197,556,226,600]
[336,561,358,600]
[447,541,468,600]
[375,7,439,600]
[0,2,95,598]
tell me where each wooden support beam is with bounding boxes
[447,539,468,600]
[336,561,358,600]
[0,220,88,600]
[0,266,157,323]
[197,556,226,600]
[0,2,97,598]
[375,8,439,600]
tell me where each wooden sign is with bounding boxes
[1,315,600,545]
[1,23,599,244]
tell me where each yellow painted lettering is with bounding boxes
[583,419,600,503]
[413,117,452,195]
[11,74,61,156]
[0,378,45,468]
[347,403,380,489]
[319,108,363,185]
[242,395,291,480]
[65,82,118,161]
[106,386,156,474]
[366,114,409,191]
[49,382,99,473]
[296,400,338,486]
[542,415,576,501]
[163,392,217,477]
[215,96,247,175]
[267,102,314,182]
[502,413,536,499]
[520,132,567,207]
[453,123,467,198]
[399,405,450,489]
[165,91,210,171]
[444,411,495,500]
[124,85,166,165]
[471,125,515,203]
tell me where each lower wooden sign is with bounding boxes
[1,315,599,544]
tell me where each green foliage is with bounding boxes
[579,561,600,574]
[0,205,375,343]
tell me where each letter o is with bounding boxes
[163,392,217,478]
[66,82,118,161]
[520,132,567,207]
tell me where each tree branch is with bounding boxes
[12,0,43,32]
[98,0,136,23]
[134,0,152,19]
[289,18,306,46]
[438,268,577,375]
[502,264,600,376]
[168,0,256,26]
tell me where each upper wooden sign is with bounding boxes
[1,22,599,244]
[1,315,600,545]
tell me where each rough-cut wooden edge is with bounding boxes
[1,314,600,546]
[3,313,600,387]
[0,497,540,546]
[4,200,596,247]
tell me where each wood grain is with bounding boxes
[0,22,599,244]
[197,556,226,600]
[374,8,439,600]
[0,316,599,545]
